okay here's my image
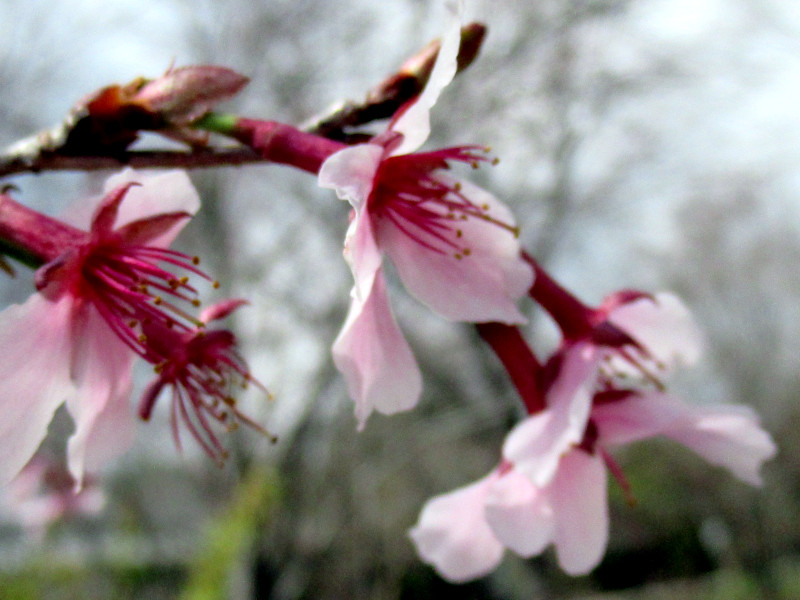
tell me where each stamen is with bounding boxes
[368,145,519,257]
[136,322,273,463]
[601,447,637,507]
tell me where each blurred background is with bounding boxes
[0,0,798,598]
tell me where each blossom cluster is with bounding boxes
[0,0,776,583]
[314,0,774,580]
[0,169,268,499]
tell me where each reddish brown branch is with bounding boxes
[0,23,487,180]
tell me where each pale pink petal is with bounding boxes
[380,175,532,323]
[391,0,463,155]
[319,144,385,301]
[332,269,422,429]
[343,200,384,304]
[318,144,384,211]
[65,305,135,486]
[596,392,775,486]
[667,405,776,486]
[551,449,608,575]
[503,344,600,486]
[591,393,676,446]
[104,169,200,247]
[484,468,554,556]
[608,292,703,370]
[409,473,504,583]
[61,169,200,237]
[0,294,75,485]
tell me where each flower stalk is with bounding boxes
[476,323,544,414]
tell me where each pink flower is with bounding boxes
[0,169,200,487]
[410,294,776,581]
[409,346,606,581]
[319,0,533,428]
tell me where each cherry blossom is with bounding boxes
[0,169,200,486]
[319,0,533,427]
[410,294,776,581]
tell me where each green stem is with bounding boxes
[193,112,241,136]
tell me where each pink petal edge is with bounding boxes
[409,473,505,583]
[551,450,609,575]
[0,295,75,485]
[65,306,135,487]
[484,467,555,556]
[391,0,464,155]
[503,344,600,487]
[332,269,422,429]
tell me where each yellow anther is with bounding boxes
[212,281,220,289]
[483,146,492,153]
[454,182,462,192]
[491,157,500,166]
[470,161,479,169]
[463,248,472,256]
[191,299,201,307]
[138,334,147,343]
[153,296,163,305]
[454,253,462,260]
[481,203,489,210]
[456,229,463,238]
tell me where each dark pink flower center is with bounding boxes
[74,239,214,361]
[138,322,273,463]
[368,146,518,258]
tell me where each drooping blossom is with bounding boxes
[1,454,104,540]
[409,346,604,581]
[0,168,200,486]
[410,294,776,582]
[137,298,274,465]
[318,0,533,427]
